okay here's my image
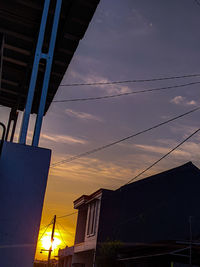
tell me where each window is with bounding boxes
[87,200,98,236]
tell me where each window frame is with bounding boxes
[86,200,98,237]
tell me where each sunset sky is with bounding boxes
[1,0,200,260]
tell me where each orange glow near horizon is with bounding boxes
[41,235,61,251]
[35,226,75,261]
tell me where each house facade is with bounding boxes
[0,0,100,265]
[58,189,112,267]
[58,162,200,267]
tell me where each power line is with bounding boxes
[38,220,53,242]
[59,73,200,87]
[57,211,78,219]
[57,222,69,235]
[194,0,200,7]
[39,222,53,231]
[52,131,200,246]
[36,211,77,241]
[57,223,76,240]
[114,137,200,231]
[51,106,200,168]
[56,222,75,237]
[123,127,200,186]
[53,81,200,103]
[56,223,68,247]
[118,248,189,261]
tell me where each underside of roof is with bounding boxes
[0,0,100,114]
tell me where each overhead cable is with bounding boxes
[56,223,68,247]
[194,0,200,7]
[51,106,200,167]
[53,81,200,103]
[59,73,200,87]
[38,220,53,242]
[57,211,78,219]
[118,248,189,261]
[113,129,200,231]
[123,127,200,186]
[39,222,53,231]
[56,222,75,237]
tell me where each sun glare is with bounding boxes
[41,235,61,251]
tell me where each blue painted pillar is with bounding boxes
[19,0,62,146]
[32,0,62,147]
[19,0,51,145]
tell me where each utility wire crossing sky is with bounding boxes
[53,81,200,103]
[59,73,200,87]
[51,106,200,167]
[2,0,200,260]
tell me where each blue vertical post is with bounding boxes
[0,122,6,157]
[32,0,62,147]
[19,0,51,144]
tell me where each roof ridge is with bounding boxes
[118,161,199,191]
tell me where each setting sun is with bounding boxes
[35,223,76,260]
[41,235,61,251]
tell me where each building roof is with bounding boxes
[0,0,100,114]
[74,162,200,209]
[119,161,200,192]
[74,188,113,209]
[98,162,200,244]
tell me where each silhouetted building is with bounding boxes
[0,0,100,266]
[58,162,200,267]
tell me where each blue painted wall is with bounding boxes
[0,142,51,267]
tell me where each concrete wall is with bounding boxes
[75,207,87,244]
[0,141,51,267]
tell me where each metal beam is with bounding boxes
[54,60,66,67]
[4,44,31,56]
[0,87,19,96]
[0,122,6,157]
[0,34,4,91]
[32,0,62,146]
[15,0,42,10]
[64,33,79,41]
[4,56,28,67]
[19,0,52,144]
[0,28,33,42]
[58,48,73,55]
[1,79,19,87]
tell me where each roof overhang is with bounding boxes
[0,0,100,114]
